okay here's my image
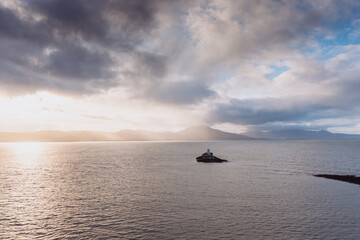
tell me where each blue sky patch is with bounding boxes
[266,65,289,79]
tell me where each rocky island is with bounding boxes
[314,174,360,185]
[196,149,228,163]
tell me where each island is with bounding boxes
[314,174,360,185]
[196,149,228,163]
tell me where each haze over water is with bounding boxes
[1,140,360,239]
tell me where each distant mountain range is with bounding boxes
[0,126,253,142]
[245,129,360,140]
[0,126,359,142]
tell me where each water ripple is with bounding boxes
[0,141,360,239]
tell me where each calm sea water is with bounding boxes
[0,140,360,239]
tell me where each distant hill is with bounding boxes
[114,129,177,141]
[176,126,254,140]
[1,127,360,142]
[245,129,360,140]
[0,126,255,142]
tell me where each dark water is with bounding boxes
[1,140,360,239]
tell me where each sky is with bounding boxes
[1,0,360,134]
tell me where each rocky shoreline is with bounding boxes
[314,174,360,185]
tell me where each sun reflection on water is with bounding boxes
[8,142,46,167]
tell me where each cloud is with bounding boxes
[208,98,312,125]
[0,0,167,95]
[43,44,114,80]
[81,114,112,121]
[207,44,360,130]
[151,81,216,105]
[1,0,360,131]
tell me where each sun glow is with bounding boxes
[0,91,69,120]
[0,89,200,133]
[7,142,46,167]
[0,91,73,131]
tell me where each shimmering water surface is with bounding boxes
[1,140,360,239]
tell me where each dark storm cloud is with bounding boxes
[0,6,47,43]
[31,0,107,41]
[0,0,165,95]
[30,0,157,48]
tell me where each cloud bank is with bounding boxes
[1,0,360,132]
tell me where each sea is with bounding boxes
[0,140,360,239]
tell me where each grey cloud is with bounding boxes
[152,81,216,105]
[31,0,107,41]
[0,6,48,44]
[208,98,311,125]
[207,97,360,131]
[1,0,360,110]
[0,0,165,95]
[43,44,114,80]
[186,0,360,72]
[29,0,157,48]
[208,60,360,128]
[135,52,167,79]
